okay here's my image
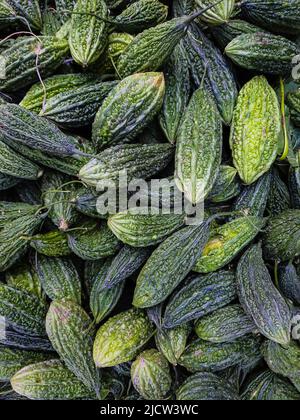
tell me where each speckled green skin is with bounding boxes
[0,139,42,180]
[46,300,101,397]
[208,165,240,203]
[194,216,266,273]
[133,221,211,308]
[0,284,48,335]
[155,324,190,366]
[7,0,42,30]
[267,169,291,216]
[115,0,168,33]
[195,0,235,24]
[108,211,185,248]
[175,87,222,204]
[0,173,19,190]
[6,262,43,298]
[163,271,237,328]
[289,167,300,209]
[79,143,174,187]
[179,335,260,373]
[237,244,291,345]
[69,0,108,67]
[55,0,76,23]
[225,33,299,75]
[0,36,69,92]
[0,346,51,381]
[75,187,104,219]
[195,304,255,344]
[264,210,300,261]
[0,2,15,23]
[30,231,72,257]
[241,370,300,401]
[93,308,155,367]
[42,10,62,36]
[159,44,190,144]
[176,372,240,400]
[117,17,191,78]
[287,89,300,126]
[97,32,134,74]
[11,360,94,400]
[241,0,300,35]
[0,202,40,228]
[36,256,81,304]
[92,73,165,150]
[67,220,120,260]
[230,76,281,185]
[131,349,171,400]
[20,74,99,113]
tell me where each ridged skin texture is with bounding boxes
[225,32,299,75]
[98,32,134,74]
[30,231,72,257]
[237,244,291,345]
[264,209,300,261]
[36,256,81,304]
[287,89,300,126]
[182,23,238,125]
[0,173,19,190]
[0,2,15,22]
[0,36,69,92]
[241,370,300,401]
[11,360,94,400]
[0,284,48,335]
[69,0,108,67]
[131,349,171,399]
[230,76,281,184]
[108,211,185,248]
[175,87,222,204]
[159,44,190,144]
[279,262,300,305]
[208,165,241,203]
[177,372,240,400]
[67,220,120,260]
[155,324,190,365]
[79,143,174,187]
[7,0,42,30]
[289,167,300,209]
[93,308,155,367]
[241,0,300,35]
[92,73,165,150]
[267,169,291,216]
[163,271,237,328]
[179,335,260,372]
[0,323,53,352]
[0,202,40,228]
[195,304,255,343]
[194,216,266,273]
[6,262,43,298]
[46,300,101,397]
[195,0,235,24]
[55,0,76,23]
[211,19,263,50]
[133,221,211,308]
[115,0,168,33]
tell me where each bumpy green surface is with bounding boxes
[208,165,240,203]
[287,89,300,126]
[267,169,291,216]
[0,201,40,228]
[7,0,42,30]
[155,324,190,366]
[0,172,19,190]
[55,0,76,23]
[30,231,71,257]
[278,262,300,305]
[195,0,235,24]
[6,262,43,298]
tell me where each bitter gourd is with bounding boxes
[0,173,19,190]
[30,231,71,258]
[155,324,190,366]
[6,262,43,299]
[6,0,42,30]
[289,167,300,209]
[279,262,300,305]
[208,165,241,203]
[267,169,291,216]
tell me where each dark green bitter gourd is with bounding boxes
[0,173,19,191]
[30,231,72,258]
[289,167,300,209]
[6,0,42,30]
[208,165,241,203]
[278,262,300,305]
[267,169,291,216]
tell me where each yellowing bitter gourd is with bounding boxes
[230,76,281,185]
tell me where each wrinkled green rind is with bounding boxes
[6,262,43,298]
[30,231,72,258]
[208,165,241,203]
[278,262,300,305]
[195,0,235,25]
[155,324,190,366]
[7,0,42,30]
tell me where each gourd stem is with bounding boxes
[279,77,289,161]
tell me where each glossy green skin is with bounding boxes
[20,74,98,113]
[0,139,42,180]
[287,89,300,126]
[0,346,50,381]
[230,76,281,185]
[225,32,299,75]
[195,304,255,344]
[195,0,235,24]
[69,0,108,67]
[67,220,120,260]
[279,262,300,305]
[6,262,43,298]
[30,231,72,257]
[264,210,300,261]
[208,165,241,203]
[93,308,155,367]
[177,372,240,400]
[36,256,81,304]
[131,349,171,400]
[115,0,168,33]
[267,169,291,216]
[92,73,165,150]
[7,0,42,30]
[163,271,237,328]
[241,370,300,401]
[241,0,300,35]
[155,324,190,366]
[159,44,190,144]
[175,87,222,204]
[183,23,238,125]
[237,244,291,345]
[194,216,266,273]
[41,81,117,128]
[0,36,69,92]
[11,360,94,400]
[133,221,211,308]
[79,143,174,187]
[0,201,40,228]
[117,17,191,78]
[0,284,48,335]
[179,335,260,373]
[46,300,101,397]
[289,167,300,209]
[108,211,185,248]
[0,172,19,190]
